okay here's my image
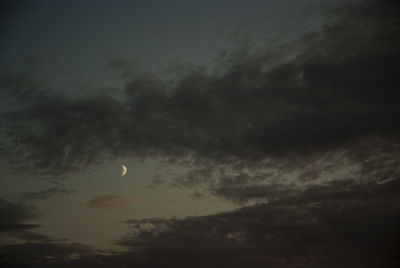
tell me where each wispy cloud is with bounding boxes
[86,195,138,209]
[22,187,75,200]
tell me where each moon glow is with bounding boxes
[121,165,127,176]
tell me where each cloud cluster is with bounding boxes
[2,176,399,267]
[117,175,400,267]
[1,0,399,179]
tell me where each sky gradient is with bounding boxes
[1,0,399,267]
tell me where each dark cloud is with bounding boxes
[4,230,58,244]
[1,94,126,176]
[0,223,39,233]
[117,176,400,267]
[298,169,320,182]
[105,58,138,79]
[1,176,399,267]
[199,134,400,204]
[0,242,112,268]
[0,71,48,101]
[0,197,36,232]
[85,195,139,209]
[1,0,399,178]
[22,187,75,200]
[0,197,54,244]
[210,181,291,204]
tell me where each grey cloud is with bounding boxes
[207,134,400,204]
[118,176,400,267]
[0,223,39,232]
[1,0,399,181]
[0,197,49,244]
[86,195,139,209]
[22,187,75,200]
[210,182,291,205]
[298,169,320,182]
[0,71,48,101]
[1,160,399,266]
[4,230,57,244]
[105,58,138,79]
[171,167,215,188]
[0,197,77,258]
[1,94,126,176]
[0,242,111,268]
[1,176,399,267]
[0,197,36,230]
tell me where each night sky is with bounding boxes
[1,0,399,267]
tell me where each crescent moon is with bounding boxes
[121,165,127,176]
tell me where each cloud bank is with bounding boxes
[0,0,399,180]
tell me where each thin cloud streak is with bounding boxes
[22,187,76,200]
[86,195,139,209]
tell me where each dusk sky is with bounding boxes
[1,0,399,267]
